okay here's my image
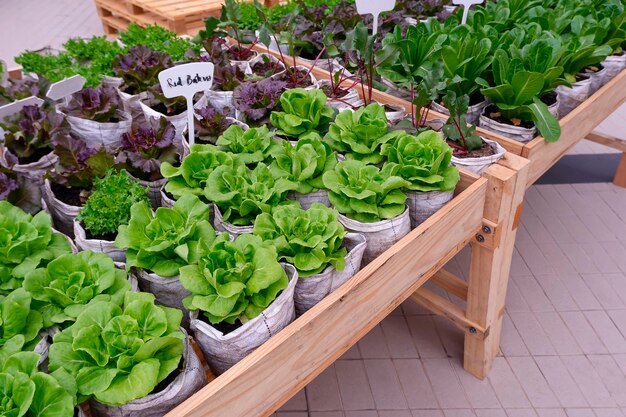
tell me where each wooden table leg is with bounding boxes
[463,156,530,379]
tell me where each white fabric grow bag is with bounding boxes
[89,332,207,417]
[451,138,507,175]
[73,220,126,262]
[316,80,361,111]
[430,99,489,126]
[139,100,188,143]
[479,114,537,143]
[338,209,411,265]
[287,189,330,210]
[602,55,626,81]
[191,264,298,375]
[294,233,366,315]
[406,190,454,229]
[41,179,80,237]
[159,186,176,209]
[127,172,167,209]
[213,204,253,238]
[556,77,593,117]
[64,110,132,150]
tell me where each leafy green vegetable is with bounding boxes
[23,251,131,329]
[324,103,403,164]
[205,162,296,226]
[381,131,460,192]
[0,351,76,417]
[216,124,279,165]
[269,136,338,194]
[0,202,72,293]
[119,23,198,61]
[115,194,216,277]
[48,292,184,406]
[0,289,43,364]
[270,88,335,139]
[253,203,347,277]
[323,160,410,223]
[77,170,149,237]
[161,145,243,200]
[180,233,288,324]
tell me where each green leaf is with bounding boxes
[527,97,561,142]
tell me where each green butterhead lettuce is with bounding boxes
[115,194,216,277]
[48,292,184,406]
[0,202,72,293]
[324,103,403,165]
[323,160,411,223]
[160,144,243,200]
[253,203,347,277]
[180,233,288,325]
[23,251,131,328]
[270,88,335,139]
[0,351,76,417]
[216,124,279,165]
[269,137,338,194]
[0,288,43,365]
[381,131,460,192]
[204,162,296,226]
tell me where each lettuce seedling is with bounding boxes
[0,288,43,363]
[194,104,234,142]
[62,86,121,123]
[254,203,347,276]
[233,78,287,124]
[270,88,335,139]
[117,117,179,181]
[76,170,149,237]
[381,131,460,192]
[161,145,243,200]
[115,194,216,277]
[180,233,288,324]
[24,251,131,328]
[0,352,76,417]
[48,292,184,406]
[112,45,173,95]
[205,162,296,226]
[0,202,72,293]
[216,124,279,165]
[324,103,403,164]
[269,136,337,194]
[323,160,410,223]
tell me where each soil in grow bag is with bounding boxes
[81,221,117,242]
[449,139,497,158]
[251,61,282,78]
[151,356,184,394]
[484,104,535,129]
[541,91,558,106]
[275,68,315,88]
[15,148,53,165]
[51,183,86,207]
[320,84,351,99]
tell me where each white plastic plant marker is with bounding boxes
[355,0,396,36]
[453,0,483,25]
[157,62,214,146]
[0,96,45,121]
[46,75,86,101]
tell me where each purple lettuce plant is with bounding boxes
[146,84,188,116]
[113,45,173,95]
[0,74,40,102]
[0,172,18,201]
[195,104,234,142]
[47,133,117,194]
[212,64,246,92]
[63,86,121,123]
[1,105,68,163]
[117,117,179,181]
[233,78,287,124]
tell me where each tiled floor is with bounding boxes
[1,2,626,417]
[271,182,626,417]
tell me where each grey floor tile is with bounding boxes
[406,316,447,359]
[500,314,531,357]
[306,365,343,412]
[381,316,419,359]
[561,356,616,407]
[279,389,307,411]
[508,312,557,356]
[309,412,345,417]
[335,360,376,410]
[393,359,439,409]
[378,411,413,417]
[512,275,555,312]
[565,409,596,417]
[455,360,502,409]
[593,409,625,417]
[560,311,608,354]
[364,359,409,410]
[583,311,626,354]
[536,409,568,417]
[360,326,393,359]
[506,409,539,417]
[580,274,626,309]
[508,356,561,408]
[534,356,588,407]
[411,410,445,417]
[476,410,508,417]
[588,355,626,407]
[443,410,476,417]
[422,359,471,409]
[487,357,532,408]
[535,311,583,356]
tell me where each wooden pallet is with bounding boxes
[94,0,279,36]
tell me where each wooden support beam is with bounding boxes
[430,269,468,300]
[410,288,485,336]
[615,153,626,188]
[586,131,626,152]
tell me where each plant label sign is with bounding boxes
[158,62,214,146]
[453,0,483,25]
[46,74,86,101]
[0,96,45,121]
[355,0,396,36]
